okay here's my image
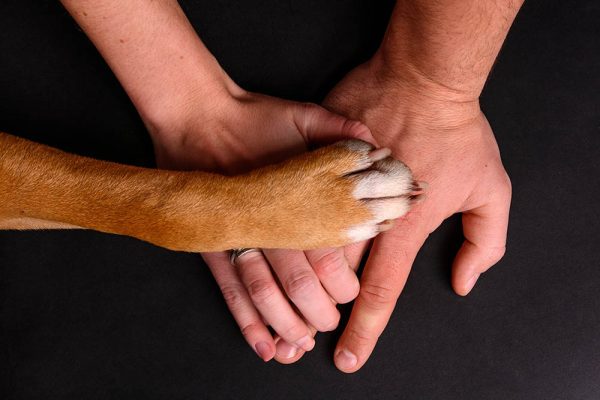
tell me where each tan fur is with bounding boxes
[0,132,418,252]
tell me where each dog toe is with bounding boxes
[366,197,412,221]
[345,223,380,243]
[335,139,375,153]
[351,157,414,199]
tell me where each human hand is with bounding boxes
[61,0,374,362]
[312,57,512,372]
[63,0,514,371]
[148,83,374,362]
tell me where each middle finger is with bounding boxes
[235,250,315,352]
[264,249,340,332]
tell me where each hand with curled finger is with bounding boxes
[62,0,517,370]
[147,83,417,361]
[160,101,423,360]
[58,0,409,363]
[268,0,521,371]
[187,110,421,362]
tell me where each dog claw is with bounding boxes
[378,220,396,232]
[411,180,428,192]
[409,194,426,204]
[368,148,392,163]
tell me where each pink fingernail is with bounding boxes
[255,341,272,362]
[295,335,315,351]
[276,340,298,359]
[335,349,357,370]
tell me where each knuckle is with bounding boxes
[284,271,318,299]
[280,324,308,342]
[311,251,347,277]
[359,282,397,310]
[300,101,319,112]
[346,326,378,347]
[504,174,512,194]
[247,279,278,305]
[498,172,513,201]
[220,283,247,311]
[503,175,512,201]
[471,241,507,270]
[342,118,360,135]
[298,102,321,119]
[488,245,507,265]
[240,322,263,339]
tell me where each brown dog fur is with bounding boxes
[0,132,419,252]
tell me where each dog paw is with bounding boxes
[331,140,425,243]
[247,139,425,249]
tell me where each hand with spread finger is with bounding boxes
[59,0,381,363]
[322,0,522,372]
[271,0,523,371]
[166,98,375,362]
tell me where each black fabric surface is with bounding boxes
[1,0,599,399]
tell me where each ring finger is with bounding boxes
[203,251,275,361]
[233,250,315,352]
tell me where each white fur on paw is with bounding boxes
[336,139,375,153]
[335,140,376,173]
[366,197,411,221]
[344,198,411,242]
[352,158,413,199]
[344,157,415,243]
[345,224,380,243]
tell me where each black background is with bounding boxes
[1,1,599,399]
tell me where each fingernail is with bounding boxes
[255,341,272,362]
[295,335,315,351]
[276,340,298,359]
[335,348,357,370]
[368,148,392,162]
[464,273,480,294]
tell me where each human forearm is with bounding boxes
[59,0,240,135]
[376,0,524,99]
[319,0,520,373]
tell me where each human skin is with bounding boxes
[59,0,371,362]
[59,0,522,371]
[271,0,523,371]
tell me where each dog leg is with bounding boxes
[0,132,422,251]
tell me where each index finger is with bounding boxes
[334,215,429,373]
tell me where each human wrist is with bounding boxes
[373,0,523,106]
[357,53,482,132]
[147,83,247,170]
[142,68,244,144]
[109,9,245,143]
[369,49,482,104]
[374,44,486,104]
[60,0,245,148]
